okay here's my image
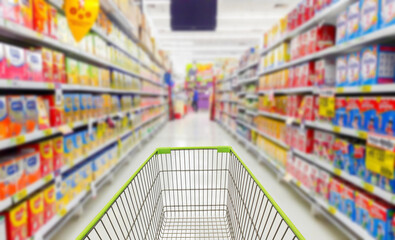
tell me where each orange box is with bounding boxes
[5,201,28,240]
[32,0,48,34]
[19,0,33,29]
[24,95,38,133]
[7,96,25,137]
[47,5,57,39]
[52,51,65,83]
[43,185,55,223]
[27,192,44,236]
[21,150,41,186]
[52,136,63,171]
[0,155,25,199]
[0,96,11,140]
[42,48,53,82]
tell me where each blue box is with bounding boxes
[336,10,348,44]
[333,98,348,126]
[347,2,361,40]
[334,139,348,170]
[344,144,357,175]
[360,0,381,35]
[356,192,373,232]
[381,0,395,27]
[359,97,379,132]
[378,97,395,136]
[360,44,395,85]
[370,201,395,240]
[346,98,362,129]
[336,56,348,87]
[342,184,356,221]
[346,52,361,86]
[329,178,344,211]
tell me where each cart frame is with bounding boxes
[77,146,304,240]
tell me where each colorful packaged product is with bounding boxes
[336,11,347,44]
[32,0,48,34]
[47,5,57,39]
[347,2,360,40]
[24,95,38,133]
[52,136,63,171]
[63,134,74,166]
[356,191,374,232]
[78,62,89,85]
[4,44,27,80]
[333,97,347,126]
[43,184,55,223]
[73,131,83,158]
[80,94,88,120]
[7,96,25,136]
[359,97,379,132]
[381,0,395,27]
[35,140,53,176]
[336,56,347,87]
[0,97,12,140]
[346,52,360,86]
[333,138,349,170]
[346,97,361,129]
[27,192,44,236]
[0,155,24,198]
[360,45,395,85]
[36,96,50,129]
[4,0,20,23]
[5,202,28,240]
[360,0,380,35]
[42,95,63,127]
[341,184,356,221]
[378,97,395,136]
[64,94,73,123]
[22,150,41,185]
[354,143,368,179]
[317,170,331,200]
[345,143,357,175]
[370,200,395,239]
[315,59,336,87]
[26,49,43,82]
[66,58,79,84]
[42,48,53,82]
[72,94,80,121]
[19,0,33,29]
[329,178,344,211]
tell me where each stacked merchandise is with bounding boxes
[216,0,395,239]
[0,0,168,239]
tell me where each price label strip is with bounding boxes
[366,134,395,179]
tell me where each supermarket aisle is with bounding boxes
[54,112,346,240]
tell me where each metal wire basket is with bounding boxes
[77,146,304,240]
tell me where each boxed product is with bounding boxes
[26,49,43,82]
[22,150,41,185]
[336,56,347,87]
[4,0,20,23]
[354,143,368,179]
[24,95,38,133]
[7,96,25,137]
[79,94,88,120]
[333,138,349,170]
[379,174,395,193]
[346,52,360,86]
[66,58,79,84]
[27,140,53,176]
[329,178,344,211]
[333,97,347,126]
[341,184,356,221]
[359,97,379,132]
[52,51,65,83]
[360,45,395,85]
[73,131,83,157]
[336,10,347,44]
[310,25,336,53]
[315,59,336,87]
[0,97,11,140]
[5,202,28,240]
[47,5,58,39]
[43,184,55,223]
[381,0,395,27]
[72,94,80,121]
[356,191,373,232]
[52,136,63,171]
[19,0,33,29]
[360,0,380,35]
[346,97,362,129]
[27,192,44,236]
[370,200,395,240]
[347,2,360,40]
[36,96,50,129]
[42,95,63,127]
[64,94,73,123]
[63,134,74,166]
[78,62,89,85]
[4,44,27,80]
[378,97,395,136]
[32,0,48,34]
[42,48,53,82]
[0,156,25,199]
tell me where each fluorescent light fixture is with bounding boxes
[162,46,248,51]
[150,14,283,20]
[157,33,261,40]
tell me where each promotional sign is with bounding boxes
[65,0,99,42]
[366,134,395,179]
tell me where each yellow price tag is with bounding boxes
[68,122,74,128]
[366,145,395,179]
[363,182,375,193]
[318,96,335,118]
[14,135,26,145]
[333,126,341,133]
[43,174,53,183]
[334,168,342,176]
[357,131,367,139]
[43,129,52,136]
[296,181,301,187]
[47,83,55,89]
[328,206,337,215]
[59,208,67,217]
[336,87,344,93]
[13,189,28,202]
[361,85,372,92]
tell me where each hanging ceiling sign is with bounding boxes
[65,0,99,42]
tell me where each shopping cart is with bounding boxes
[77,147,304,240]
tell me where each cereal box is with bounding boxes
[360,45,395,85]
[81,130,90,153]
[370,200,395,239]
[64,94,73,123]
[314,59,336,87]
[63,134,74,166]
[42,48,53,82]
[73,131,83,158]
[360,0,380,35]
[359,97,379,132]
[4,0,20,23]
[78,62,89,85]
[37,140,53,176]
[52,136,63,171]
[333,97,347,126]
[52,51,65,83]
[36,96,50,130]
[329,178,344,211]
[79,94,88,120]
[0,97,12,140]
[342,184,356,221]
[32,0,48,34]
[378,97,395,136]
[5,202,28,240]
[344,143,357,175]
[66,58,79,84]
[4,44,27,80]
[381,0,395,27]
[42,95,63,127]
[336,10,347,44]
[26,49,43,82]
[346,52,360,86]
[336,56,347,87]
[43,184,55,223]
[7,96,25,136]
[19,0,33,29]
[27,192,44,235]
[317,170,331,200]
[356,191,373,232]
[333,138,348,170]
[347,2,360,40]
[72,94,80,121]
[0,156,24,198]
[47,5,57,39]
[346,97,362,129]
[22,150,41,185]
[24,95,38,133]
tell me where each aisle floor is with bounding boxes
[54,112,347,240]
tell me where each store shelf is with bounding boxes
[258,86,315,95]
[260,0,352,55]
[237,91,246,97]
[245,109,258,116]
[335,84,395,94]
[238,60,259,73]
[237,76,258,86]
[258,111,288,121]
[219,99,239,103]
[220,110,237,118]
[218,74,237,83]
[133,112,166,130]
[245,93,258,99]
[308,121,367,140]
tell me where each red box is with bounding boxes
[52,51,65,83]
[47,5,57,39]
[43,185,55,222]
[42,95,64,127]
[42,48,53,82]
[5,202,28,240]
[33,0,48,35]
[310,25,335,53]
[52,136,63,171]
[317,170,330,199]
[27,192,44,236]
[298,128,314,153]
[19,0,33,29]
[29,140,53,176]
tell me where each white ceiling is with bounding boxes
[142,0,299,79]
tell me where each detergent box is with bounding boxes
[356,191,374,232]
[334,97,347,126]
[0,155,24,198]
[52,136,63,171]
[381,0,395,27]
[336,10,348,44]
[378,97,395,136]
[26,49,43,82]
[346,52,361,86]
[63,134,74,166]
[370,200,395,240]
[5,201,28,240]
[24,95,38,133]
[360,44,395,85]
[346,97,362,129]
[336,55,347,87]
[22,150,41,185]
[360,0,380,35]
[329,178,344,211]
[66,58,79,84]
[347,2,361,40]
[4,44,27,81]
[341,184,356,221]
[43,184,55,223]
[7,95,25,137]
[42,48,53,82]
[27,192,44,236]
[359,97,379,132]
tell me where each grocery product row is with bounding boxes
[0,117,166,240]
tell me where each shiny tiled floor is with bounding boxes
[54,112,347,240]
